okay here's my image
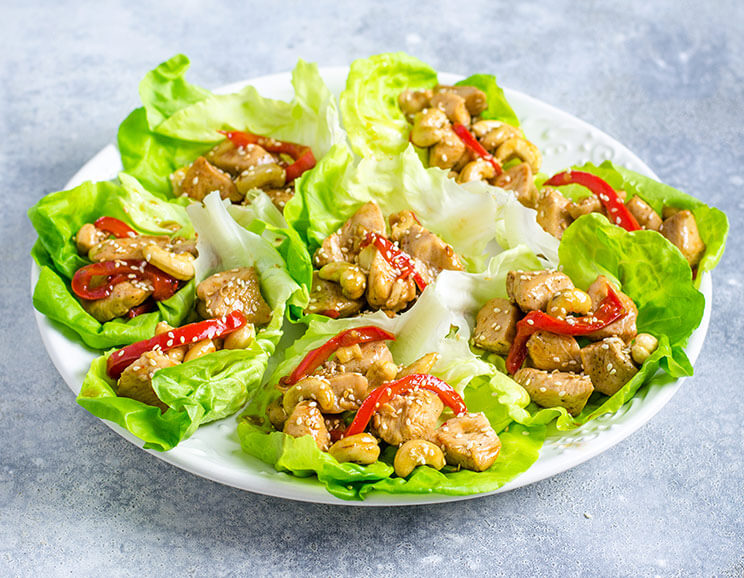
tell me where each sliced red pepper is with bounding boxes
[360,231,427,292]
[106,310,247,379]
[318,309,341,319]
[344,374,468,438]
[281,326,396,386]
[93,216,138,239]
[452,123,503,176]
[505,286,627,374]
[127,300,155,318]
[544,170,641,232]
[71,260,179,302]
[218,130,316,183]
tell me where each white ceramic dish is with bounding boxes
[31,67,712,505]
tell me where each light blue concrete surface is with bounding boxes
[2,1,742,575]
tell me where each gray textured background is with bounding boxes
[3,1,742,576]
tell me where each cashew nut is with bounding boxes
[235,162,286,195]
[471,120,504,138]
[183,339,216,363]
[393,440,446,478]
[430,91,470,126]
[396,352,439,379]
[282,377,336,413]
[410,108,449,148]
[631,333,659,365]
[398,89,432,118]
[335,343,362,364]
[155,321,188,362]
[456,159,497,184]
[429,129,466,170]
[480,124,522,152]
[328,433,381,464]
[223,323,256,350]
[266,397,288,430]
[495,137,543,173]
[366,359,399,386]
[546,288,593,318]
[143,244,195,281]
[436,85,487,115]
[318,262,367,300]
[75,223,106,255]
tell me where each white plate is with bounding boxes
[31,67,712,506]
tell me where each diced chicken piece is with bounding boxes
[305,272,364,318]
[659,209,706,267]
[372,389,443,446]
[434,85,488,115]
[580,337,639,396]
[196,267,272,325]
[283,401,330,451]
[327,372,369,412]
[514,368,594,416]
[389,211,463,283]
[206,140,275,176]
[568,194,604,220]
[506,269,575,312]
[434,413,501,472]
[585,275,638,343]
[625,196,662,231]
[337,341,394,375]
[359,245,416,313]
[472,298,521,355]
[181,156,240,202]
[396,353,439,379]
[89,235,177,262]
[116,350,176,412]
[81,280,152,322]
[536,188,574,239]
[314,202,387,268]
[662,206,682,220]
[526,330,582,372]
[263,186,295,211]
[493,163,539,209]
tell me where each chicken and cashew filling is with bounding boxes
[305,201,464,318]
[109,267,271,411]
[473,269,658,416]
[268,333,502,476]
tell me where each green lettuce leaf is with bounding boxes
[28,175,196,349]
[340,52,519,158]
[77,192,307,450]
[118,54,344,197]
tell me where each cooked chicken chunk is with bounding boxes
[514,368,594,416]
[659,209,706,267]
[283,401,330,451]
[389,211,463,283]
[506,270,574,312]
[626,196,662,231]
[359,245,416,313]
[116,350,176,412]
[472,297,521,355]
[434,85,488,115]
[567,194,604,220]
[337,341,394,375]
[314,202,386,268]
[580,337,638,396]
[196,267,272,325]
[526,330,582,372]
[373,390,443,446]
[493,163,539,209]
[536,188,574,239]
[327,372,369,412]
[206,140,275,176]
[585,275,638,343]
[88,235,181,262]
[81,280,152,323]
[434,413,501,472]
[305,272,364,318]
[181,156,240,202]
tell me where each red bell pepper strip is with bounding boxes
[218,130,316,183]
[106,310,247,379]
[505,286,627,374]
[360,231,427,292]
[544,170,641,232]
[344,373,468,438]
[93,216,138,239]
[451,123,503,176]
[71,260,179,302]
[281,326,396,386]
[126,300,155,318]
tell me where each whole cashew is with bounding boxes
[456,159,496,184]
[143,244,195,281]
[546,288,593,318]
[328,433,381,464]
[394,440,446,478]
[235,162,287,195]
[318,262,367,300]
[430,92,470,126]
[495,138,543,173]
[223,323,256,350]
[410,108,449,148]
[184,339,216,362]
[480,124,522,152]
[282,377,336,413]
